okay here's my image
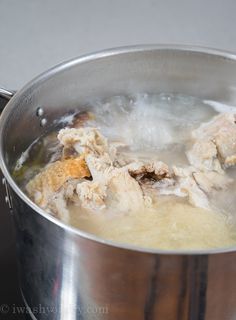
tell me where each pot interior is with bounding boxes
[2,46,236,253]
[2,47,236,169]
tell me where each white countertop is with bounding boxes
[0,0,236,89]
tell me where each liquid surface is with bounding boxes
[14,94,236,250]
[69,197,236,250]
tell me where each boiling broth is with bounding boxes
[14,94,236,250]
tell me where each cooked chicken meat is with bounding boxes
[192,171,232,194]
[156,166,210,210]
[188,113,236,170]
[76,157,149,212]
[76,181,107,211]
[128,161,171,184]
[26,157,90,207]
[105,169,147,212]
[58,127,110,157]
[187,140,222,173]
[26,112,236,220]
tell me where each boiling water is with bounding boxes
[14,94,236,250]
[87,94,217,166]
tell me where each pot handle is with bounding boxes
[0,88,15,211]
[0,87,16,112]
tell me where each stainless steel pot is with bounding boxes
[1,45,236,320]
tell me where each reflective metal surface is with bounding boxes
[1,45,236,319]
[0,87,14,113]
[0,94,25,320]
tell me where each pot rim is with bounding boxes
[1,43,236,256]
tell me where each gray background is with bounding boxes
[0,0,236,89]
[0,0,236,319]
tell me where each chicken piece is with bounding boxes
[76,171,148,213]
[128,161,171,184]
[76,162,147,212]
[188,113,236,169]
[106,170,147,212]
[57,128,147,212]
[76,181,107,211]
[173,167,210,209]
[85,153,113,182]
[46,178,84,222]
[192,113,236,139]
[192,171,233,194]
[26,157,90,207]
[187,140,222,173]
[58,127,109,156]
[47,190,71,223]
[74,150,148,212]
[158,166,210,210]
[215,129,236,167]
[171,167,232,209]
